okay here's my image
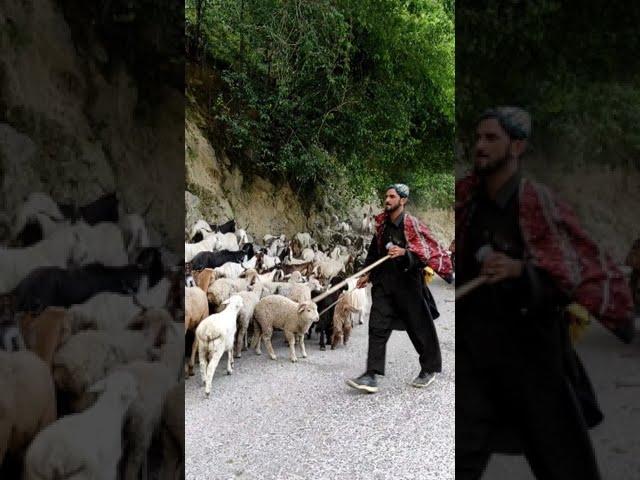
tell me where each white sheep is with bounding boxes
[280,282,311,304]
[114,361,176,480]
[195,295,244,396]
[24,370,138,480]
[68,276,170,332]
[52,328,158,413]
[313,257,347,284]
[207,273,256,311]
[234,283,263,357]
[251,295,319,362]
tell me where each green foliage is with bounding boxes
[186,0,454,207]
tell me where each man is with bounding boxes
[346,184,453,393]
[456,106,634,479]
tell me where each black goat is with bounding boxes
[310,275,347,350]
[59,192,119,225]
[12,262,158,313]
[190,243,254,271]
[208,219,235,234]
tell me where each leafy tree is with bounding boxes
[186,0,454,208]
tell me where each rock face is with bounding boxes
[0,0,184,250]
[186,116,313,240]
[185,113,455,248]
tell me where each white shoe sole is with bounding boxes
[411,376,436,388]
[346,379,378,393]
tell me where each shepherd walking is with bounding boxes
[346,183,453,393]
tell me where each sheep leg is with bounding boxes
[205,339,224,396]
[331,328,342,349]
[251,330,263,355]
[344,324,352,345]
[263,329,277,360]
[226,348,233,375]
[124,429,152,480]
[284,331,297,362]
[234,325,245,358]
[298,333,307,358]
[189,336,198,376]
[197,338,207,384]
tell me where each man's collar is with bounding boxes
[387,211,405,227]
[483,171,521,209]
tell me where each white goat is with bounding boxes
[120,213,150,258]
[189,219,212,240]
[212,232,239,251]
[12,192,65,240]
[0,227,86,294]
[185,234,218,263]
[214,261,245,279]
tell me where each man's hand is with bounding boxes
[356,274,369,289]
[388,245,406,259]
[480,251,523,284]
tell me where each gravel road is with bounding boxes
[185,278,455,480]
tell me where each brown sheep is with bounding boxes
[331,292,360,349]
[18,307,95,369]
[0,350,56,473]
[184,286,209,375]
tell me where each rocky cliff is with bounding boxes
[0,0,183,249]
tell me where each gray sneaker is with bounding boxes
[411,371,436,388]
[346,373,378,393]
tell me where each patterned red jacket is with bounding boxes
[375,212,453,278]
[456,173,634,343]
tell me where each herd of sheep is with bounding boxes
[0,191,183,480]
[184,215,375,397]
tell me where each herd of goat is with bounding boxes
[184,216,375,396]
[0,188,376,479]
[0,191,183,480]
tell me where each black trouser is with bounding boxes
[456,337,601,480]
[366,283,441,376]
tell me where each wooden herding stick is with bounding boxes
[311,254,391,304]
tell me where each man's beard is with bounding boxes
[385,203,401,212]
[474,150,511,176]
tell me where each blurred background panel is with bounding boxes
[456,1,640,479]
[1,1,184,479]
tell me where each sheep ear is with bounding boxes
[88,378,106,394]
[222,298,231,305]
[297,304,306,314]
